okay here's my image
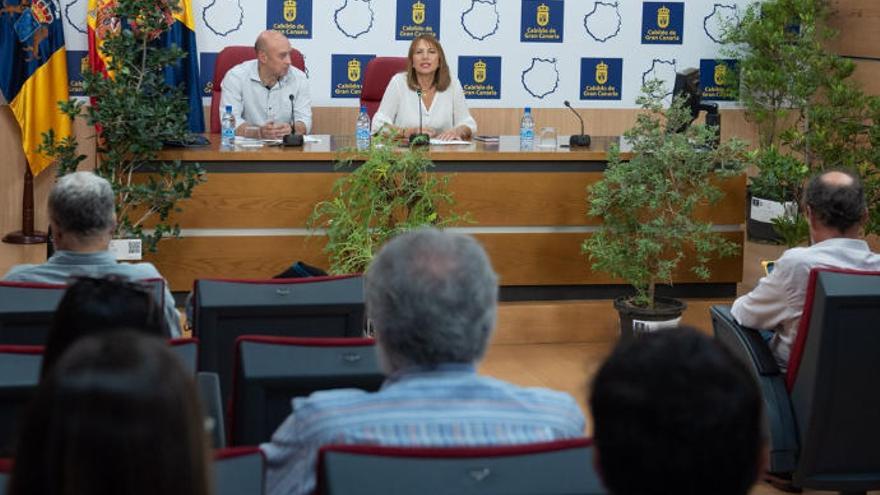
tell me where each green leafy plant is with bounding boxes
[748,147,808,203]
[722,0,880,239]
[39,0,205,253]
[309,136,467,274]
[582,80,747,309]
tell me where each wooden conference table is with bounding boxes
[149,135,745,297]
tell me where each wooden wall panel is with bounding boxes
[145,231,743,292]
[850,59,880,96]
[827,0,880,59]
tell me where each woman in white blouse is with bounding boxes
[371,34,477,141]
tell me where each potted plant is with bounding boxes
[582,80,746,341]
[746,147,808,246]
[721,0,880,243]
[39,0,205,255]
[309,135,468,274]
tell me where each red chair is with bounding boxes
[0,281,67,346]
[316,439,604,495]
[213,447,265,495]
[0,345,43,456]
[209,46,306,133]
[229,335,382,446]
[712,268,880,493]
[359,57,408,119]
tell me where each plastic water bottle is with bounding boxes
[519,107,534,150]
[221,105,235,149]
[356,105,371,151]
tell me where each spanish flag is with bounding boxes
[0,0,71,176]
[88,0,204,133]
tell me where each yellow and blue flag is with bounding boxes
[88,0,204,133]
[0,0,71,176]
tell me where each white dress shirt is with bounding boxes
[731,237,880,371]
[371,73,477,135]
[219,59,312,133]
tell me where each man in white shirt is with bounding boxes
[220,30,312,139]
[731,169,880,371]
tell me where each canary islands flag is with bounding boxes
[88,0,204,133]
[0,0,71,176]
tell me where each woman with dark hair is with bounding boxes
[41,275,168,377]
[371,34,477,141]
[9,332,211,495]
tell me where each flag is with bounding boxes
[0,0,72,176]
[87,0,204,133]
[161,0,205,133]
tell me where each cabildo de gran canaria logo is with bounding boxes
[267,0,312,38]
[700,59,738,101]
[348,59,361,82]
[521,0,563,42]
[580,58,622,100]
[396,0,439,40]
[641,2,683,44]
[459,56,501,99]
[331,54,375,98]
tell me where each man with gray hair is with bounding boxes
[262,228,585,495]
[3,171,181,337]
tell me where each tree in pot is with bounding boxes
[309,135,468,274]
[747,147,809,247]
[582,80,746,341]
[39,0,205,254]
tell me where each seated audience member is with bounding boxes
[731,169,880,370]
[590,327,766,495]
[220,30,312,139]
[371,34,477,141]
[8,332,210,495]
[262,228,585,495]
[2,171,181,337]
[41,275,168,378]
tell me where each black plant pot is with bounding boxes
[613,296,687,343]
[746,189,793,244]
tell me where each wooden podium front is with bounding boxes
[149,135,744,296]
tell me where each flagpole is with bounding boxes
[2,163,48,244]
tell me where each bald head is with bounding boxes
[254,30,293,82]
[805,169,866,235]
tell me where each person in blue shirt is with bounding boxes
[3,172,181,337]
[262,228,585,495]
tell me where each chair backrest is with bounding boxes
[359,57,408,119]
[317,438,605,495]
[785,268,880,491]
[209,45,306,133]
[0,282,66,346]
[192,275,365,403]
[169,337,198,374]
[0,457,11,495]
[230,335,383,446]
[213,447,265,495]
[0,346,43,456]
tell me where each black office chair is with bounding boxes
[317,438,605,495]
[0,345,43,456]
[229,335,383,446]
[0,282,66,345]
[213,446,265,495]
[712,268,880,494]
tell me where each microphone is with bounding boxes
[283,93,303,146]
[563,100,591,147]
[408,89,430,147]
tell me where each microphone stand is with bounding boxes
[283,93,303,146]
[564,100,591,147]
[408,89,430,147]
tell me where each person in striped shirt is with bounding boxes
[262,228,585,495]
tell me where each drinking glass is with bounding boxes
[537,127,557,149]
